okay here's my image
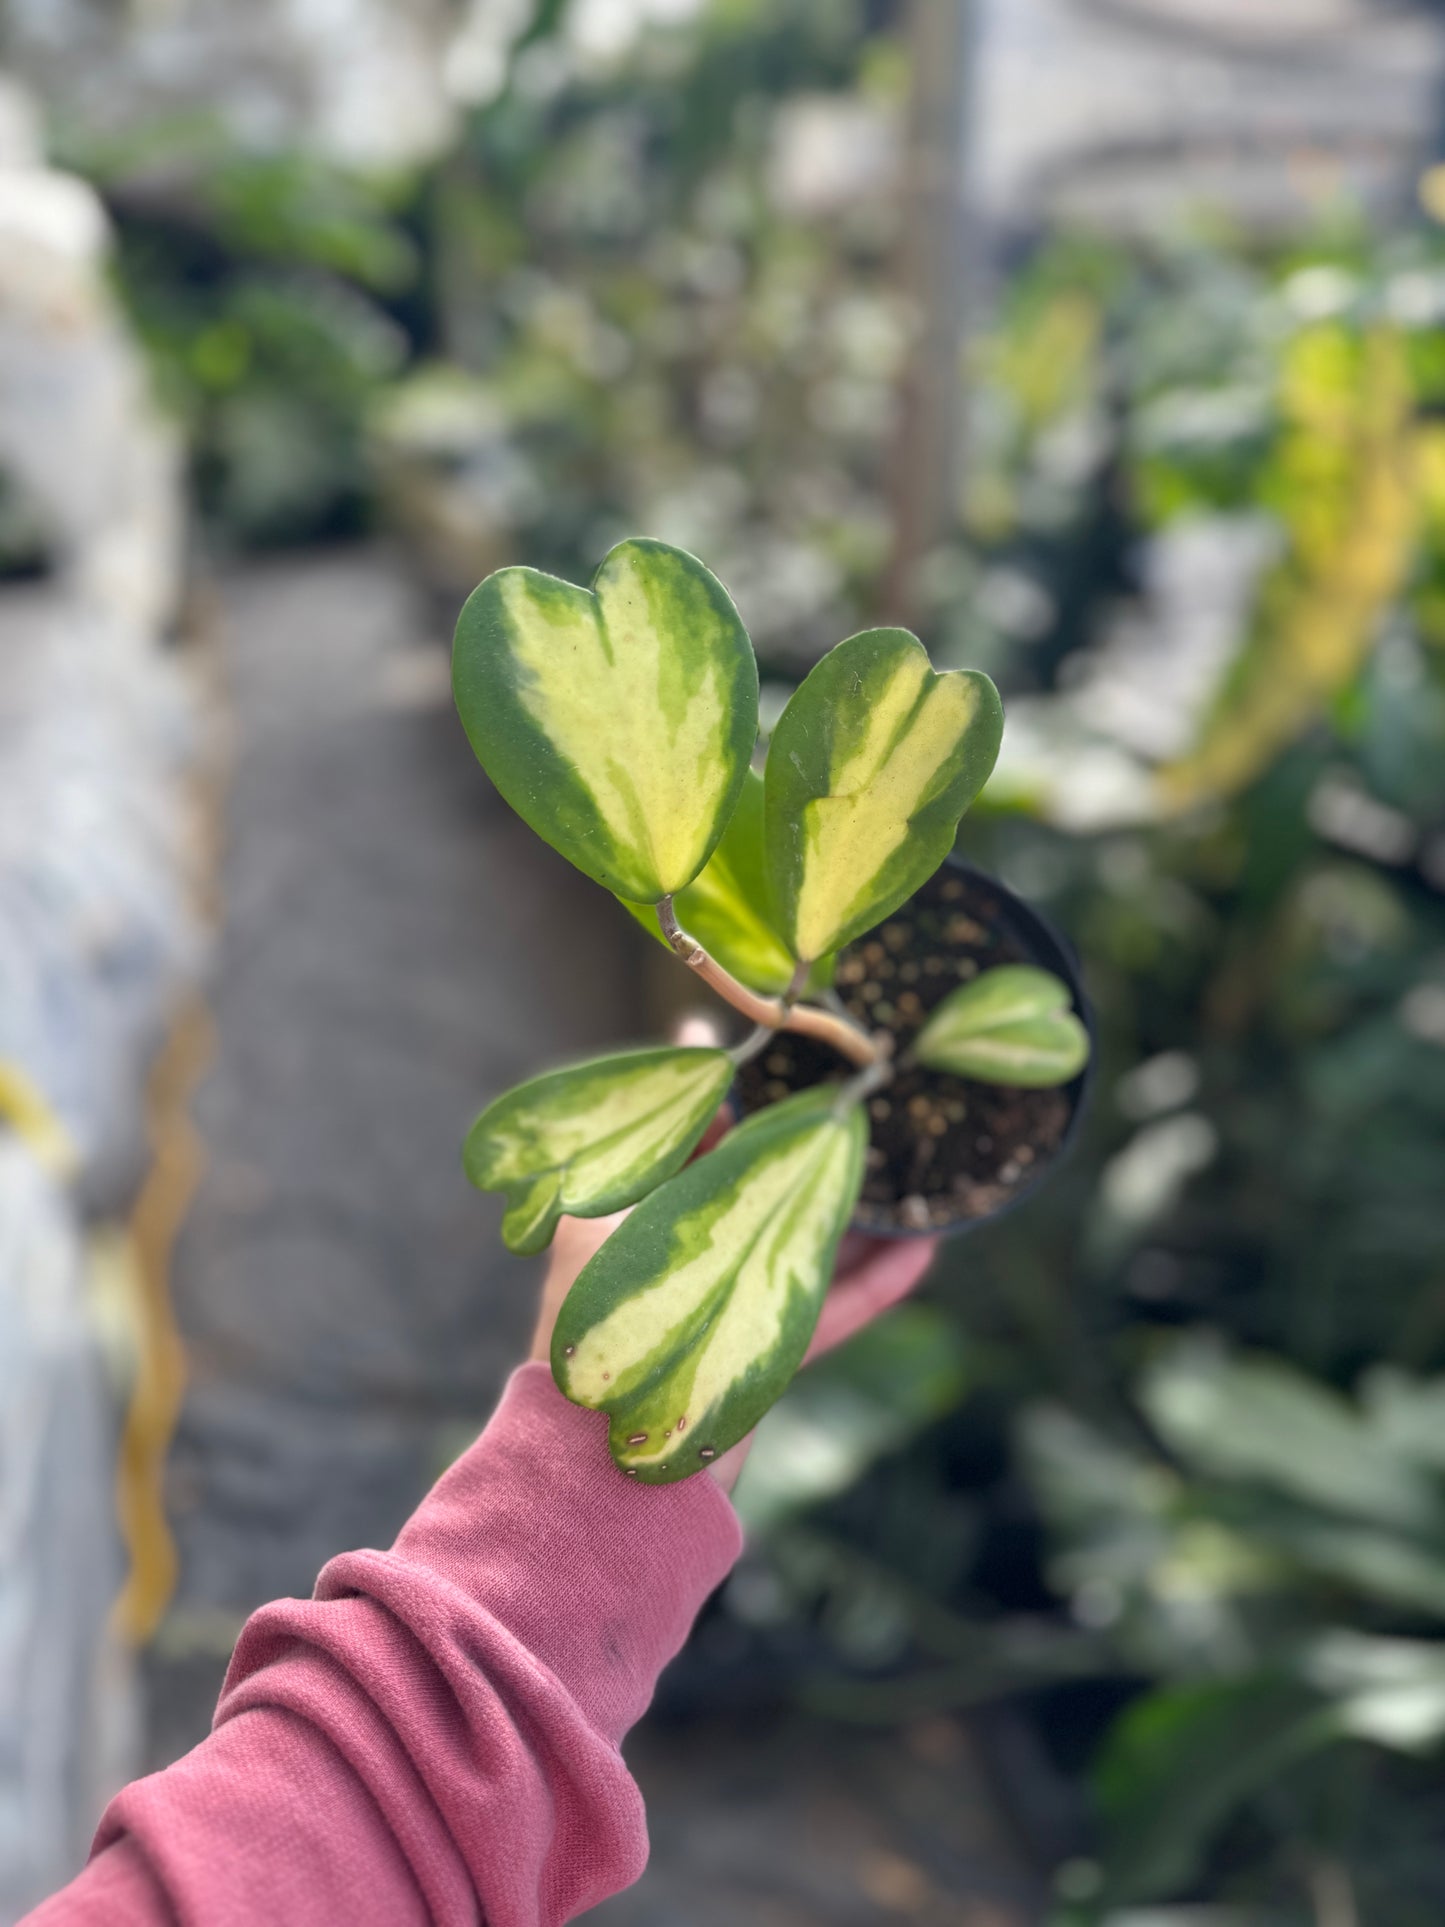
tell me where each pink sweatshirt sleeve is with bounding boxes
[25,1363,743,1927]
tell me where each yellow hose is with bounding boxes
[110,997,216,1645]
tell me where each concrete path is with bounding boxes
[600,1711,1036,1926]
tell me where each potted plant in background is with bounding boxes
[452,537,1090,1483]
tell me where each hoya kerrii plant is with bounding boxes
[452,539,1089,1483]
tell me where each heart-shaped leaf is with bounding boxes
[765,628,1003,963]
[912,965,1088,1087]
[464,1046,732,1255]
[619,769,834,996]
[553,1087,867,1482]
[452,538,759,903]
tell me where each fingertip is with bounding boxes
[882,1237,939,1289]
[675,1012,725,1049]
[551,1207,629,1269]
[805,1235,939,1362]
[694,1101,735,1158]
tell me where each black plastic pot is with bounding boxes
[735,854,1094,1240]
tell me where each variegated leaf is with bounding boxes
[912,965,1089,1087]
[553,1088,867,1482]
[620,769,833,996]
[464,1046,732,1256]
[452,538,758,902]
[765,628,1003,963]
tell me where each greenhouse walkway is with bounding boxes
[147,547,1034,1926]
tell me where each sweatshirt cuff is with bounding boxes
[353,1361,743,1747]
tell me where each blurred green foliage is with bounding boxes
[415,0,906,662]
[63,2,1445,1916]
[70,1,908,622]
[744,227,1445,1925]
[61,117,420,543]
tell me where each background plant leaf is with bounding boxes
[764,628,1002,963]
[1094,1676,1342,1906]
[553,1087,867,1482]
[452,536,758,902]
[464,1046,732,1255]
[1141,1344,1442,1536]
[912,964,1089,1086]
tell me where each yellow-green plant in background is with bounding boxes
[1159,325,1423,811]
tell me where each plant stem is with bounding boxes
[834,1046,894,1116]
[728,1022,775,1068]
[656,896,881,1069]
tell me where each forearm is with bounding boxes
[25,1365,742,1927]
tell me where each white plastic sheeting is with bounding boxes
[0,87,198,1920]
[0,591,200,1201]
[0,107,199,1193]
[0,1144,130,1924]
